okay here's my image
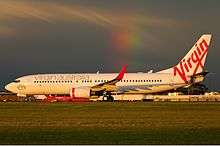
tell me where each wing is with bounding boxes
[91,65,127,92]
[117,85,152,92]
[116,83,186,93]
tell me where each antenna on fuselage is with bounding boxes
[147,70,153,73]
[96,64,104,74]
[146,63,160,73]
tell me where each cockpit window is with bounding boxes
[13,80,21,83]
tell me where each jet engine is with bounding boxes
[70,87,91,98]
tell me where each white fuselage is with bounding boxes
[5,73,185,97]
[4,34,211,98]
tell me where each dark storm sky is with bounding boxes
[0,0,220,90]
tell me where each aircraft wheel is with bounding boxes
[108,95,114,102]
[103,95,108,101]
[102,95,114,102]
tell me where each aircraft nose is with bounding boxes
[5,83,14,92]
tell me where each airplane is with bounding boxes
[5,34,212,101]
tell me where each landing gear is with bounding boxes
[24,96,36,102]
[102,92,114,102]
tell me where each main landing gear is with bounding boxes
[102,92,114,102]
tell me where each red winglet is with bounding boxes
[116,65,128,80]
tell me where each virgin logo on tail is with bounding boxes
[173,39,209,83]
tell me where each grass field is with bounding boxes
[0,102,220,144]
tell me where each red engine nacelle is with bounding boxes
[70,87,91,98]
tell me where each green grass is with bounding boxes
[0,102,220,144]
